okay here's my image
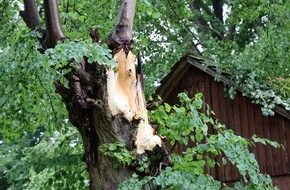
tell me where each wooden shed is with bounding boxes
[155,55,290,189]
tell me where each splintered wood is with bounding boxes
[107,49,161,154]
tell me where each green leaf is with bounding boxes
[108,143,117,151]
[195,133,203,142]
[164,103,171,112]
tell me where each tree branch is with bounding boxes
[191,0,210,28]
[212,0,223,23]
[109,0,137,53]
[43,0,66,48]
[54,79,71,103]
[190,0,224,40]
[137,48,144,90]
[166,0,201,53]
[34,68,58,121]
[226,24,236,41]
[20,0,41,30]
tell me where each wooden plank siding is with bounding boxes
[155,56,290,189]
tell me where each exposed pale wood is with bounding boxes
[107,49,161,154]
[107,49,137,120]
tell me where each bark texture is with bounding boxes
[112,0,136,51]
[55,58,139,189]
[56,65,170,189]
[55,0,172,188]
[43,0,65,48]
[21,0,65,49]
[20,0,40,29]
[21,0,171,189]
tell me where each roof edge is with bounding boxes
[187,55,290,120]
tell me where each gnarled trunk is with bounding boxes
[22,0,171,189]
[54,0,171,189]
[54,55,138,190]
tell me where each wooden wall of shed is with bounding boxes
[161,65,290,185]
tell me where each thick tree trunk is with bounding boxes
[112,0,136,48]
[55,59,137,189]
[55,0,171,189]
[22,0,171,189]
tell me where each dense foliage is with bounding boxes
[135,0,290,114]
[0,32,89,189]
[112,93,279,189]
[0,0,288,189]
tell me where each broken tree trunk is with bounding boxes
[107,49,162,154]
[20,0,171,189]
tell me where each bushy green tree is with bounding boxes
[0,0,288,189]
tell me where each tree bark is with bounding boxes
[43,0,65,48]
[20,0,40,29]
[54,0,171,189]
[212,0,223,23]
[112,0,136,47]
[191,0,209,28]
[226,24,236,41]
[19,0,171,188]
[55,61,136,190]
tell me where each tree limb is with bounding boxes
[109,0,136,53]
[20,0,40,30]
[212,0,223,23]
[166,0,201,53]
[191,0,210,28]
[190,0,224,40]
[43,0,66,48]
[226,24,236,41]
[137,48,144,90]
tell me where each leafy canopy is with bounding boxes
[0,0,288,189]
